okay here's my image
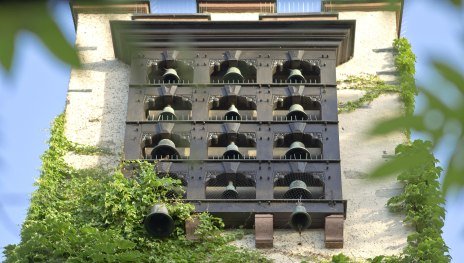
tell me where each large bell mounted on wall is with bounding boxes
[158,105,177,120]
[224,104,241,120]
[162,68,180,83]
[223,142,243,159]
[285,141,310,159]
[144,204,175,238]
[286,104,308,120]
[287,69,306,83]
[151,139,180,159]
[223,67,244,83]
[221,181,239,199]
[283,180,312,199]
[290,204,312,232]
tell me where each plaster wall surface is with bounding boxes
[64,14,131,169]
[64,10,409,262]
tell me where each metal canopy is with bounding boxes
[110,20,356,65]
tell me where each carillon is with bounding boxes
[115,1,354,248]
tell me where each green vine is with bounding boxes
[3,114,268,262]
[338,38,417,130]
[385,141,449,262]
[331,38,449,263]
[337,74,400,113]
[392,38,417,119]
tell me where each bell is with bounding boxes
[224,104,241,120]
[223,142,243,159]
[283,180,312,199]
[290,204,312,232]
[158,105,177,120]
[162,68,180,83]
[287,69,306,83]
[285,141,310,159]
[144,204,175,238]
[223,67,244,82]
[221,181,238,199]
[151,139,180,159]
[286,104,308,120]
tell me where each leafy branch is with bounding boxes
[371,38,464,194]
[0,1,80,71]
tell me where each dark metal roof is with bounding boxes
[110,19,356,65]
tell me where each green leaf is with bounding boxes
[26,5,80,68]
[0,14,17,70]
[369,149,431,179]
[370,115,424,135]
[442,142,464,193]
[448,0,462,7]
[433,61,464,93]
[0,2,80,72]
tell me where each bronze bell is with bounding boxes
[223,142,243,159]
[287,69,306,83]
[144,204,175,238]
[224,104,241,120]
[285,141,310,159]
[151,139,180,159]
[221,181,239,199]
[158,105,177,120]
[223,67,244,83]
[286,104,308,120]
[283,180,313,199]
[290,204,312,232]
[162,68,180,83]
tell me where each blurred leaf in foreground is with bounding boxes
[0,1,80,71]
[371,60,464,194]
[449,0,462,7]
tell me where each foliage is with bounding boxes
[332,142,449,263]
[338,38,417,142]
[386,141,449,262]
[4,114,269,262]
[337,37,450,262]
[338,74,400,113]
[392,38,417,120]
[331,253,352,263]
[0,1,79,71]
[371,38,464,193]
[367,38,450,262]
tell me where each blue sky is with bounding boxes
[0,0,463,261]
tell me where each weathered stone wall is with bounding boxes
[64,10,409,262]
[64,14,131,169]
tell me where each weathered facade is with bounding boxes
[66,0,408,260]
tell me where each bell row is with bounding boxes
[126,84,338,122]
[124,122,340,161]
[130,49,337,85]
[124,161,343,201]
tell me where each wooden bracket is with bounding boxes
[325,214,344,248]
[255,214,274,248]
